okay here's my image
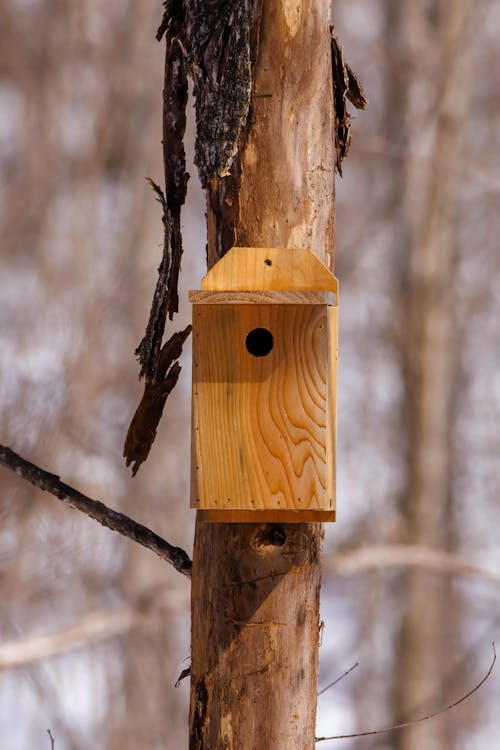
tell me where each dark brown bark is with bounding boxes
[123,324,192,475]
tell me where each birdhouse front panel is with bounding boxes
[190,247,338,523]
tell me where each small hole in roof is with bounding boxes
[264,258,272,267]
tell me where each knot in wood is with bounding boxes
[253,525,287,550]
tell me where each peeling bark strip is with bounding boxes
[137,1,189,380]
[206,167,243,267]
[158,0,261,189]
[125,1,263,474]
[330,29,367,175]
[124,324,191,475]
[136,177,186,382]
[157,0,263,263]
[186,0,258,187]
[124,2,190,475]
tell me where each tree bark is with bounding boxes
[189,1,335,748]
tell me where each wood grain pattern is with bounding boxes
[327,305,338,508]
[191,303,336,513]
[188,290,337,305]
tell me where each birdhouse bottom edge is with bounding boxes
[197,509,336,523]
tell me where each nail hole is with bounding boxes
[264,258,272,267]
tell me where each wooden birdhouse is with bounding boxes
[189,247,338,522]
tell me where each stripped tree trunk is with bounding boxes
[189,1,336,747]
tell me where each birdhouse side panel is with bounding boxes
[191,304,332,511]
[327,305,338,514]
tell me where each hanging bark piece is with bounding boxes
[157,0,262,189]
[186,0,261,187]
[137,0,189,382]
[125,3,191,474]
[124,325,192,476]
[330,28,367,175]
[126,1,263,475]
[136,179,185,382]
[143,0,264,369]
[194,0,262,263]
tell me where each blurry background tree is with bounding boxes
[1,1,499,750]
[0,3,200,748]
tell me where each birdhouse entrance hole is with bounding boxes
[245,327,274,357]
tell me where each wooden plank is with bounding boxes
[191,303,335,512]
[198,509,336,523]
[201,247,338,292]
[327,305,338,502]
[189,290,337,305]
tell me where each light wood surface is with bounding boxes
[198,509,336,523]
[191,303,336,513]
[191,246,338,518]
[188,289,337,305]
[201,246,338,292]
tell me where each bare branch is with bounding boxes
[318,662,359,696]
[315,643,496,742]
[0,611,136,672]
[0,444,192,578]
[0,586,189,671]
[0,607,139,672]
[325,544,500,587]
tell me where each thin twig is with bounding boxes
[175,666,191,687]
[318,662,359,696]
[47,729,55,750]
[0,445,192,578]
[315,643,496,742]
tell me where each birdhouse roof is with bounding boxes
[200,247,338,292]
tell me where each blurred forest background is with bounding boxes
[0,1,499,748]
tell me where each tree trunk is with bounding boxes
[390,3,473,749]
[189,1,335,748]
